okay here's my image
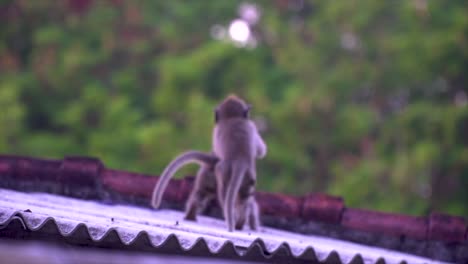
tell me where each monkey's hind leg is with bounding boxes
[247,198,260,231]
[214,160,230,208]
[224,163,248,232]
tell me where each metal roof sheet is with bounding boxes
[1,154,466,246]
[0,239,262,264]
[0,188,444,264]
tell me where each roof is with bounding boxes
[0,188,444,264]
[0,154,467,263]
[0,239,253,264]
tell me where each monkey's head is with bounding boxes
[215,95,251,122]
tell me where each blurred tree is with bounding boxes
[0,0,466,216]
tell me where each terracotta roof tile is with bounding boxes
[256,192,301,218]
[428,212,466,242]
[302,193,344,224]
[341,208,427,240]
[60,156,103,186]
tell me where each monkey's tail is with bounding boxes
[151,151,219,209]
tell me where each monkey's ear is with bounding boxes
[214,108,219,123]
[243,104,251,118]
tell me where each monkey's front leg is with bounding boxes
[247,197,260,231]
[234,202,247,230]
[184,165,215,221]
[237,168,260,231]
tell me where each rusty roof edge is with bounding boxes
[0,154,466,245]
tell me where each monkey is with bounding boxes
[213,95,267,232]
[188,164,261,229]
[216,161,261,230]
[151,150,263,230]
[151,95,266,231]
[150,151,219,221]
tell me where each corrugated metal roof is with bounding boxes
[0,239,260,264]
[1,154,466,262]
[1,154,466,245]
[0,189,444,264]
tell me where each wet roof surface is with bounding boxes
[0,188,445,264]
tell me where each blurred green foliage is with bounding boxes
[1,0,467,216]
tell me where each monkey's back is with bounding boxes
[213,118,256,162]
